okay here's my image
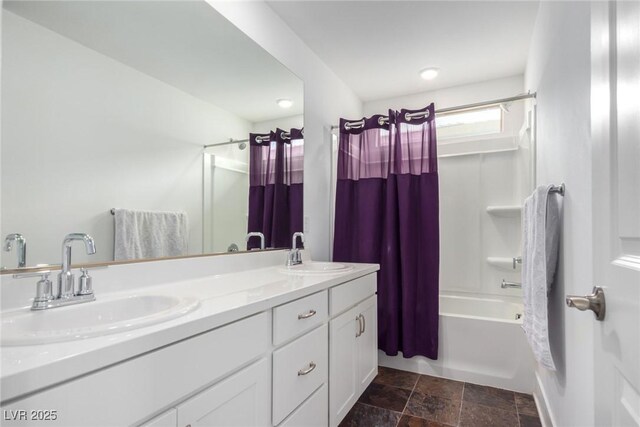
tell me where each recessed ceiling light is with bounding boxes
[276,98,293,109]
[419,67,439,80]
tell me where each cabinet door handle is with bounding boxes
[298,361,316,376]
[361,314,366,334]
[356,315,362,337]
[298,309,317,320]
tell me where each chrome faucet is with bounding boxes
[12,233,99,311]
[246,232,265,250]
[58,233,96,299]
[4,233,27,268]
[286,232,305,267]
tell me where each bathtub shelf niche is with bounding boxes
[486,257,521,271]
[486,205,522,217]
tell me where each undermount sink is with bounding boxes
[1,294,200,346]
[281,262,353,275]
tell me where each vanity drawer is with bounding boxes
[330,273,376,316]
[279,384,328,427]
[272,324,328,425]
[273,290,328,346]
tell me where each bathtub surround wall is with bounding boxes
[209,0,363,261]
[1,11,252,265]
[525,2,593,426]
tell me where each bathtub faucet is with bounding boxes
[501,279,522,289]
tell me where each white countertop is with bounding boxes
[0,260,378,403]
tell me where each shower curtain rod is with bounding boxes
[205,129,297,149]
[330,92,536,131]
[203,138,250,149]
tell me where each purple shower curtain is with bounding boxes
[248,128,303,249]
[333,104,440,359]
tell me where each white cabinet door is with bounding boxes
[357,295,378,392]
[329,305,360,427]
[176,359,270,427]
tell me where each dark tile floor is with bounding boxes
[339,367,542,427]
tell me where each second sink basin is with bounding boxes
[1,294,200,346]
[281,262,353,275]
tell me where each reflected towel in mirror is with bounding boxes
[113,209,189,261]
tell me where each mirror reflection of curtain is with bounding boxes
[248,128,304,249]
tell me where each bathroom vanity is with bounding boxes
[0,251,379,427]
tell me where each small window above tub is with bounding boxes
[436,106,503,141]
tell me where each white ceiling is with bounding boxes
[267,1,539,102]
[4,1,303,123]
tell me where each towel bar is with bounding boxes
[549,183,565,195]
[110,209,116,215]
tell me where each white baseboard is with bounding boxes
[533,372,555,427]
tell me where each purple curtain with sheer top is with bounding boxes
[333,104,440,359]
[248,128,303,249]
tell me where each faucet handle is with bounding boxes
[77,268,93,296]
[13,271,54,309]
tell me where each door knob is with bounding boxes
[566,286,606,321]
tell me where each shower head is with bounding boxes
[238,142,247,150]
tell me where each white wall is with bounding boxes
[363,76,529,298]
[252,114,304,134]
[1,11,252,266]
[209,0,363,261]
[363,75,525,116]
[525,2,593,426]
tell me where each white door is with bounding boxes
[591,2,640,425]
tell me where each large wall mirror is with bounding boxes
[1,1,304,271]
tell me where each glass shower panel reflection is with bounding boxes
[203,145,249,254]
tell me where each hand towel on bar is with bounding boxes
[114,209,189,261]
[522,185,561,371]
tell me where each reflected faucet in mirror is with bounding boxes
[246,232,265,250]
[58,233,96,299]
[286,232,305,267]
[3,233,27,268]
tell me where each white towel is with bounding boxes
[522,185,561,371]
[114,209,189,261]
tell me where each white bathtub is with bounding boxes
[378,293,535,392]
[439,294,523,322]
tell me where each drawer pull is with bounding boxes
[361,314,366,334]
[297,361,317,376]
[297,309,317,320]
[356,315,362,337]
